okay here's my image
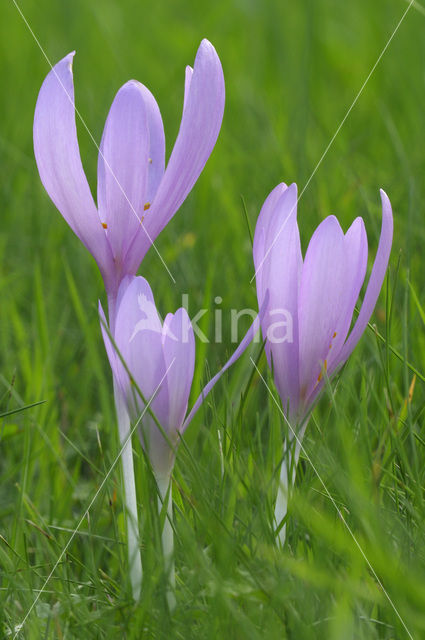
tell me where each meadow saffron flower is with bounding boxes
[34,40,224,599]
[253,182,393,543]
[100,275,264,605]
[33,39,225,299]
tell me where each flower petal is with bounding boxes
[97,81,150,262]
[127,324,171,476]
[115,276,163,345]
[183,65,193,110]
[131,39,225,263]
[298,215,346,402]
[338,190,393,363]
[33,53,114,289]
[162,308,195,431]
[101,277,163,403]
[137,83,166,203]
[120,83,168,274]
[113,278,172,469]
[254,183,302,419]
[325,216,368,373]
[253,182,288,301]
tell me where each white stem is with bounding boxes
[156,473,176,611]
[108,293,142,600]
[274,421,308,546]
[115,384,142,601]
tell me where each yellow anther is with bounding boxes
[329,330,338,349]
[101,222,108,229]
[317,359,328,383]
[144,202,151,211]
[148,158,153,164]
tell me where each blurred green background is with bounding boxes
[1,0,425,638]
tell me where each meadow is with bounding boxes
[1,0,425,637]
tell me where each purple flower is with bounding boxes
[100,276,264,602]
[100,276,262,479]
[34,40,225,298]
[253,182,393,425]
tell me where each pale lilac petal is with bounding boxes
[101,278,163,406]
[121,84,167,274]
[254,183,302,418]
[97,81,150,261]
[162,308,195,431]
[298,215,346,402]
[338,190,393,363]
[113,277,169,426]
[112,274,134,327]
[127,329,168,419]
[326,217,368,373]
[127,326,172,477]
[183,66,193,110]
[136,83,166,203]
[99,296,141,417]
[137,39,225,259]
[253,182,301,419]
[115,276,162,343]
[97,81,165,276]
[34,53,114,289]
[112,276,183,476]
[253,182,288,302]
[183,292,269,431]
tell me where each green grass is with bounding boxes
[1,0,425,637]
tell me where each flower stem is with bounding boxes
[156,473,176,611]
[114,384,143,600]
[274,420,308,546]
[107,292,143,599]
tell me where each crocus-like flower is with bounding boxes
[101,276,261,481]
[253,182,393,542]
[100,275,264,603]
[254,182,393,423]
[34,40,225,299]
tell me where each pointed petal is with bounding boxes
[183,292,269,431]
[120,83,167,274]
[113,274,134,323]
[298,215,346,402]
[137,83,166,203]
[254,183,302,418]
[162,308,195,431]
[128,330,168,419]
[131,39,225,263]
[113,277,169,424]
[183,66,193,110]
[33,53,114,288]
[253,182,288,299]
[338,190,393,363]
[125,324,171,477]
[97,81,150,261]
[105,276,181,476]
[326,216,368,373]
[115,276,163,341]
